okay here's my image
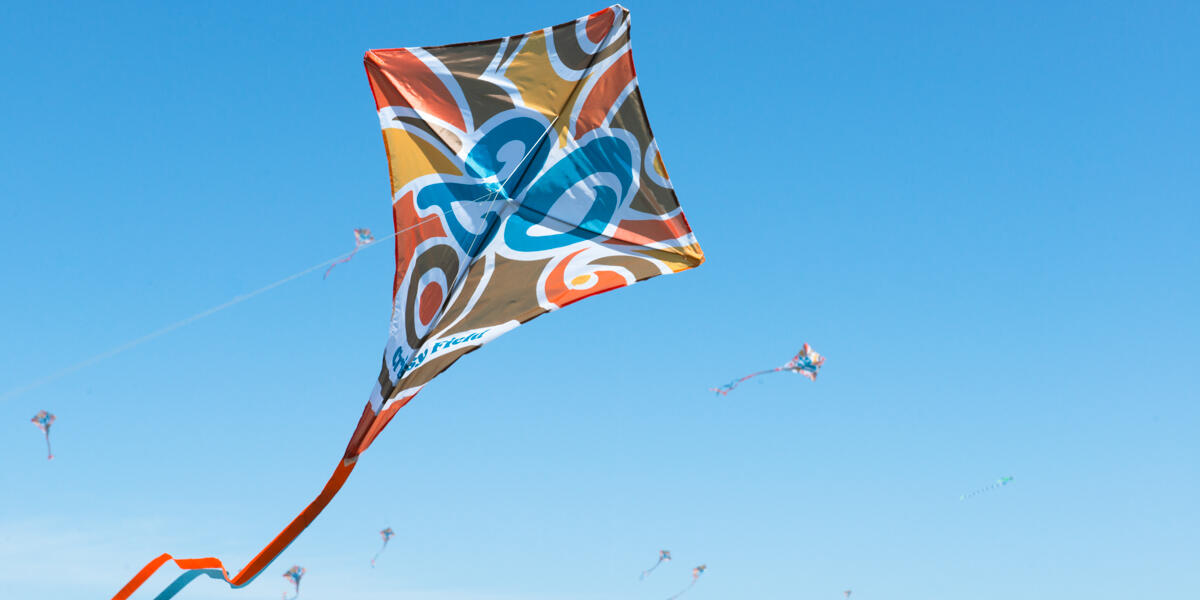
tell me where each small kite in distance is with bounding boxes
[282,565,305,599]
[370,527,395,567]
[324,228,375,279]
[844,590,852,599]
[31,410,55,460]
[640,549,671,580]
[710,344,825,396]
[666,564,706,600]
[960,476,1015,500]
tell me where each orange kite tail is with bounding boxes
[111,457,358,600]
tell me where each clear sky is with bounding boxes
[2,1,1198,599]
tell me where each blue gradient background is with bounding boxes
[1,1,1197,599]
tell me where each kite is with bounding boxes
[844,590,852,599]
[960,476,1014,500]
[370,527,395,567]
[111,5,704,600]
[31,410,55,460]
[282,566,304,599]
[666,564,706,600]
[639,549,671,580]
[710,343,825,396]
[324,228,376,279]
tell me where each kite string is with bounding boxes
[393,114,564,381]
[0,201,491,404]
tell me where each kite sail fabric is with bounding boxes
[112,5,702,599]
[31,410,55,460]
[710,344,824,396]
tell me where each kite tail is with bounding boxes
[322,249,359,279]
[370,541,387,568]
[666,580,696,600]
[110,457,357,600]
[639,560,661,580]
[710,369,778,396]
[44,431,53,460]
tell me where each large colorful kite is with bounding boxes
[31,410,55,460]
[710,344,825,396]
[112,5,703,599]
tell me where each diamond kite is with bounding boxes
[710,344,825,396]
[640,549,671,580]
[112,6,704,599]
[370,527,395,567]
[31,410,55,460]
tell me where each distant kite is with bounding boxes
[961,476,1014,500]
[710,344,825,396]
[324,228,375,279]
[31,410,55,460]
[370,527,395,567]
[640,549,671,580]
[282,565,305,599]
[666,564,706,600]
[844,590,852,599]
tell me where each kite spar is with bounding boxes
[111,6,704,599]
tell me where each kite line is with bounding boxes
[0,201,492,403]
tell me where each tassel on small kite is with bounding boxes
[31,410,55,460]
[960,476,1014,500]
[640,549,671,580]
[282,565,304,599]
[666,564,706,600]
[370,527,394,567]
[710,343,825,396]
[323,228,375,279]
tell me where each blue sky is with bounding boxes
[1,1,1198,599]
